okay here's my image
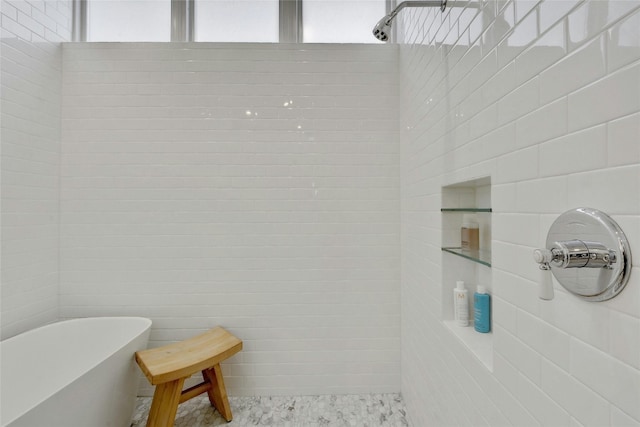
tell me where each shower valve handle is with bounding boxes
[533,208,631,302]
[533,249,555,300]
[534,240,616,270]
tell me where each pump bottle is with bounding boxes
[453,281,469,326]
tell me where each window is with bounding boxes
[78,0,389,43]
[87,0,171,42]
[195,0,279,42]
[303,1,386,43]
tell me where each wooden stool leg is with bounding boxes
[146,378,185,427]
[202,364,233,421]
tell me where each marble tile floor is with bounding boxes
[131,393,409,427]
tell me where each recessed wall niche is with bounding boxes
[441,177,493,371]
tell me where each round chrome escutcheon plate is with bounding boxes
[546,208,632,301]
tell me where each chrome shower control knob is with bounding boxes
[533,208,631,302]
[533,248,553,264]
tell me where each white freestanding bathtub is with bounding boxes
[1,317,152,427]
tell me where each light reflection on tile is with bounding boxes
[131,394,409,427]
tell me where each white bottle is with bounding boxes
[453,280,469,326]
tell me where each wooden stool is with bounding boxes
[135,327,242,427]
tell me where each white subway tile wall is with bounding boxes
[60,43,400,396]
[399,0,639,426]
[0,0,72,339]
[2,0,639,422]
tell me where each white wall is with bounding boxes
[399,0,639,425]
[60,43,400,396]
[0,0,71,339]
[5,1,637,418]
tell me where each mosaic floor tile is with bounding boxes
[131,393,408,427]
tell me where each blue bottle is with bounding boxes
[474,285,491,333]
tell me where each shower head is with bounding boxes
[372,0,447,42]
[372,16,393,42]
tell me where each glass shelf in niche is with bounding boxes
[441,208,492,213]
[441,247,491,267]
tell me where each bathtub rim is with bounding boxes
[0,316,152,344]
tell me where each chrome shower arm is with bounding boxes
[386,0,447,22]
[373,0,447,42]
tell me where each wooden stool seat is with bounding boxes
[135,327,242,427]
